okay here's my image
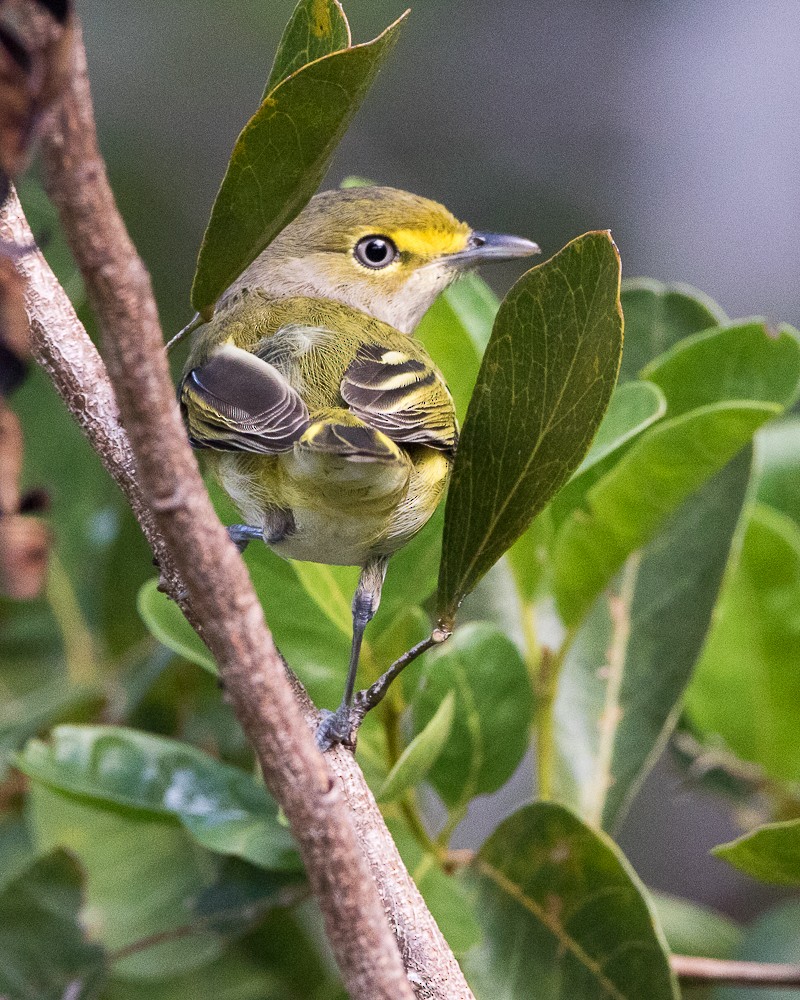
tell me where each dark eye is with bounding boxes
[354,235,398,269]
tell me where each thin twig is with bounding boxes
[2,19,475,1000]
[672,954,800,988]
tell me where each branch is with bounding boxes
[672,954,800,988]
[0,26,474,1000]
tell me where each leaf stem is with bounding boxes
[45,553,102,686]
[671,954,800,987]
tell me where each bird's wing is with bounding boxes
[181,343,310,453]
[340,343,457,453]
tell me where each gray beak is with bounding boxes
[450,231,541,268]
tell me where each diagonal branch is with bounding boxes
[0,23,475,1000]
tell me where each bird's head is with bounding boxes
[226,186,539,333]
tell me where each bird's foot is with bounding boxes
[315,705,358,752]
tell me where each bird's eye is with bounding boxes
[354,235,398,269]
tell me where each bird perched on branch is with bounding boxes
[179,186,538,748]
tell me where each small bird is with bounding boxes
[179,186,538,748]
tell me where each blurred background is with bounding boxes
[13,0,800,927]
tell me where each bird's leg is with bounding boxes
[316,555,389,751]
[227,524,264,552]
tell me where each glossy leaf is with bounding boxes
[649,892,741,960]
[713,819,800,886]
[755,416,800,527]
[263,0,351,98]
[377,691,455,802]
[553,402,776,626]
[711,901,800,1000]
[642,321,800,416]
[463,803,678,999]
[438,231,623,623]
[409,622,533,810]
[684,504,800,782]
[18,725,299,872]
[619,277,726,381]
[28,783,223,980]
[0,849,107,1000]
[191,11,408,316]
[552,448,752,830]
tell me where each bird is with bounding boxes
[179,186,539,748]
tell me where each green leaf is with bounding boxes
[463,803,678,999]
[713,819,800,886]
[649,892,742,960]
[642,321,800,416]
[137,578,216,673]
[684,504,800,782]
[552,448,752,830]
[0,849,107,1000]
[28,783,223,980]
[553,402,777,626]
[437,231,623,623]
[416,273,499,422]
[619,278,726,381]
[0,814,36,892]
[574,379,667,477]
[191,11,408,316]
[711,900,800,1000]
[18,725,299,872]
[409,622,533,810]
[377,691,455,802]
[103,953,284,1000]
[263,0,351,98]
[755,416,800,528]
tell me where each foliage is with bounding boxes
[5,0,800,996]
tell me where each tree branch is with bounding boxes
[672,954,800,988]
[0,22,475,1000]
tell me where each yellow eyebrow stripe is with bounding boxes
[391,225,470,258]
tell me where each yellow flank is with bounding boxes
[389,224,470,259]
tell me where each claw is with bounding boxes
[315,707,357,752]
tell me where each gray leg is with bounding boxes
[316,555,389,750]
[227,524,263,552]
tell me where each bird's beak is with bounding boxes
[449,231,541,268]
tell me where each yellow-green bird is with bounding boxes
[180,186,538,747]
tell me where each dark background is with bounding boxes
[73,0,800,921]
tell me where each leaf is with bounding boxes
[0,848,106,1000]
[649,892,741,960]
[711,900,800,1000]
[552,448,752,831]
[642,321,800,416]
[18,725,299,872]
[574,380,667,477]
[553,402,777,626]
[377,691,455,802]
[0,814,35,892]
[409,622,533,810]
[684,504,800,782]
[137,578,216,673]
[263,0,351,98]
[755,416,800,528]
[191,11,408,316]
[103,953,283,1000]
[28,783,223,980]
[437,231,624,624]
[619,278,726,381]
[713,819,800,886]
[463,803,678,1000]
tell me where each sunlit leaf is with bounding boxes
[18,725,299,872]
[463,803,678,999]
[263,0,351,98]
[377,691,454,802]
[713,819,800,886]
[191,11,408,316]
[438,232,623,624]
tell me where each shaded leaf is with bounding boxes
[0,848,107,1000]
[410,622,533,810]
[619,278,726,381]
[0,813,35,892]
[553,402,776,626]
[264,0,351,97]
[711,900,800,1000]
[438,232,623,623]
[649,892,742,960]
[684,504,800,783]
[552,448,752,830]
[191,11,408,316]
[755,416,800,528]
[18,725,299,871]
[463,803,678,999]
[102,953,283,1000]
[137,578,216,673]
[713,819,800,886]
[377,690,454,802]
